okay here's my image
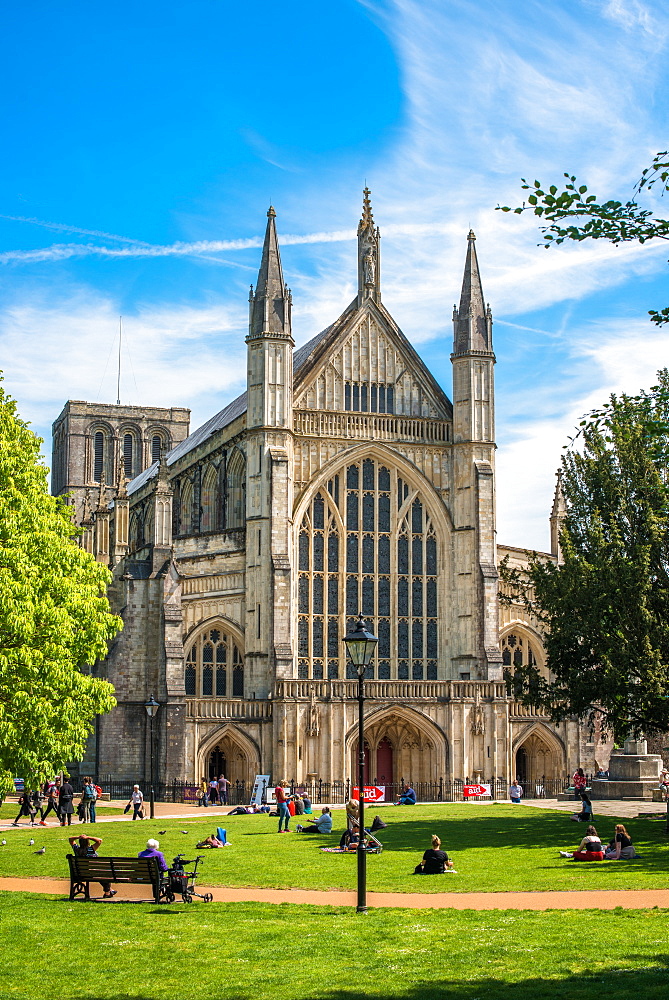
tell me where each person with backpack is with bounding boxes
[41,779,61,824]
[80,776,98,823]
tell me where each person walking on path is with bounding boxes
[58,778,75,826]
[208,777,219,805]
[198,777,209,807]
[12,790,37,827]
[275,780,291,833]
[126,785,144,820]
[41,779,61,824]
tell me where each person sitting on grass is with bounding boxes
[604,824,636,860]
[69,834,116,898]
[297,807,333,834]
[340,821,360,850]
[395,784,417,806]
[413,834,454,874]
[138,838,168,872]
[559,825,604,861]
[571,791,594,823]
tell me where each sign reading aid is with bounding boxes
[352,785,386,802]
[463,783,491,797]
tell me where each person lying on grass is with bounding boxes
[196,833,225,848]
[604,824,636,860]
[413,834,454,874]
[296,807,332,834]
[559,825,604,861]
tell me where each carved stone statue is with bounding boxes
[307,686,320,736]
[471,689,485,736]
[363,247,376,285]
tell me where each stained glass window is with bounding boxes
[184,629,243,698]
[296,459,440,679]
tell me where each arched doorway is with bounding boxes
[514,728,563,782]
[350,709,446,785]
[199,726,259,787]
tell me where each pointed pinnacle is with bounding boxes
[358,186,374,233]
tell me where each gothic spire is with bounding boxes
[248,206,292,342]
[452,229,492,356]
[357,186,380,305]
[550,469,567,561]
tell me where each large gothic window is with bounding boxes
[184,627,244,698]
[298,458,439,680]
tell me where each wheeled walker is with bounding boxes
[162,854,213,903]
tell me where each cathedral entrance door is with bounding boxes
[376,737,394,786]
[515,746,528,783]
[208,745,227,781]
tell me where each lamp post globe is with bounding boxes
[343,613,378,914]
[144,694,160,819]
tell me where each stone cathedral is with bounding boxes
[52,191,592,790]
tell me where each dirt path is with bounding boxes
[2,875,669,910]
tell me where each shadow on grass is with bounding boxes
[75,958,669,1000]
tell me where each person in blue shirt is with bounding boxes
[396,784,417,805]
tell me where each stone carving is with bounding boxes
[363,247,376,285]
[471,689,486,735]
[306,686,320,736]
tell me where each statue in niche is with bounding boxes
[307,685,320,736]
[471,688,485,735]
[363,246,376,285]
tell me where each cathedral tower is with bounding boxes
[451,231,501,680]
[245,208,295,693]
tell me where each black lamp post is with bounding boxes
[144,694,160,820]
[343,613,378,914]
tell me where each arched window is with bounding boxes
[152,434,163,464]
[179,480,193,535]
[200,465,218,532]
[123,433,136,479]
[226,450,246,529]
[501,632,538,668]
[94,431,105,482]
[184,627,244,698]
[297,458,439,681]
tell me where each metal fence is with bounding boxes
[78,773,576,806]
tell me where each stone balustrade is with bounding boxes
[294,409,450,443]
[508,703,550,719]
[186,699,272,720]
[273,679,509,701]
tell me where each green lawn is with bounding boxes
[2,892,669,999]
[1,803,667,893]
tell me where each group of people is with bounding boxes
[560,823,636,861]
[13,776,101,828]
[196,775,231,807]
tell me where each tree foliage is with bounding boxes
[0,380,119,796]
[502,371,669,742]
[498,151,669,325]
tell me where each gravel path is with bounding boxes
[2,875,669,910]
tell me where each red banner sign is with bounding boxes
[352,785,386,802]
[463,783,491,798]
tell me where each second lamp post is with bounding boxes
[343,613,378,914]
[144,694,160,820]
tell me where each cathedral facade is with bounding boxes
[53,192,593,790]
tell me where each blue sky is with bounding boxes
[1,0,668,549]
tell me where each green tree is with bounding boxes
[498,150,669,325]
[502,371,669,742]
[0,380,119,797]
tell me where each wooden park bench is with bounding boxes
[67,854,164,902]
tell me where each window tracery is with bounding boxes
[298,458,439,680]
[184,627,244,698]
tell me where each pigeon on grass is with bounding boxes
[34,847,46,855]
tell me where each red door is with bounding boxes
[376,737,393,785]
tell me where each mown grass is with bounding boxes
[1,803,668,894]
[2,892,669,1000]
